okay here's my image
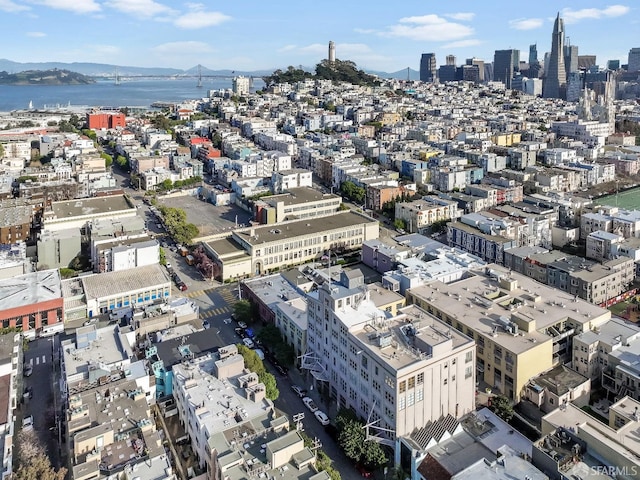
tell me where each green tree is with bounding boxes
[59,268,77,279]
[489,395,514,421]
[260,370,279,400]
[234,300,253,324]
[159,179,173,191]
[336,409,388,469]
[159,247,166,266]
[338,419,365,461]
[340,180,365,204]
[236,345,279,400]
[115,155,128,168]
[100,152,113,168]
[393,219,406,231]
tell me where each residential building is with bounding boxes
[274,297,308,367]
[37,228,81,269]
[271,169,312,194]
[0,269,63,335]
[586,230,623,261]
[395,197,460,234]
[42,194,137,232]
[241,273,304,326]
[232,76,250,96]
[94,237,159,273]
[304,271,476,459]
[524,364,590,413]
[172,346,320,479]
[86,112,126,130]
[0,204,31,244]
[254,187,341,224]
[407,265,611,401]
[0,332,22,480]
[446,220,518,265]
[540,397,640,480]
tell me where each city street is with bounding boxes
[20,336,63,470]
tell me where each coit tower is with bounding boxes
[328,41,336,63]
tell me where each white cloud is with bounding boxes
[277,45,298,53]
[152,41,212,55]
[27,0,100,13]
[509,18,543,30]
[26,31,46,37]
[89,44,121,56]
[384,15,474,41]
[562,4,630,24]
[174,10,230,29]
[354,28,376,34]
[442,39,482,49]
[105,0,175,18]
[445,12,475,21]
[0,0,30,12]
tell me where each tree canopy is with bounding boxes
[14,429,67,480]
[263,59,379,87]
[335,409,388,470]
[489,395,514,421]
[236,344,279,400]
[340,181,365,204]
[158,205,199,245]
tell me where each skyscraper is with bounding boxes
[466,58,485,82]
[528,44,538,65]
[493,49,519,89]
[420,53,437,82]
[328,41,336,63]
[564,41,579,78]
[628,48,640,72]
[543,13,567,99]
[446,54,456,66]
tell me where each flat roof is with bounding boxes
[234,211,376,247]
[349,304,474,373]
[530,364,589,396]
[264,187,340,206]
[0,204,31,227]
[0,268,61,310]
[50,194,134,218]
[408,265,611,354]
[81,264,169,300]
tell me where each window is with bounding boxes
[408,377,415,389]
[465,351,473,363]
[398,396,406,410]
[417,373,424,385]
[465,366,473,379]
[407,392,415,407]
[416,389,423,402]
[399,380,406,393]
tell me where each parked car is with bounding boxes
[178,282,188,291]
[314,410,330,426]
[242,337,255,349]
[237,321,247,329]
[22,415,33,431]
[291,385,307,398]
[302,397,318,413]
[24,365,33,377]
[234,327,246,338]
[356,464,373,478]
[23,386,33,400]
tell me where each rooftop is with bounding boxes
[408,264,611,354]
[234,211,376,247]
[0,268,61,310]
[529,364,589,396]
[81,264,169,300]
[263,187,340,206]
[349,304,474,373]
[0,204,31,227]
[50,194,134,219]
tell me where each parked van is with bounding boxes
[186,254,195,266]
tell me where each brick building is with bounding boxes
[0,269,63,333]
[86,112,126,130]
[0,204,31,244]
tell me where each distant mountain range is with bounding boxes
[0,59,419,80]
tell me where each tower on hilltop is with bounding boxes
[543,12,567,99]
[328,41,336,64]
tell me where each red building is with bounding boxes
[86,112,126,130]
[0,270,63,333]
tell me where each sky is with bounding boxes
[1,1,638,72]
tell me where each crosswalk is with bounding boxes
[28,355,47,366]
[200,306,232,320]
[184,287,217,299]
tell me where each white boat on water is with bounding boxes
[28,100,33,109]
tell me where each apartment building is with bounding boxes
[407,265,611,401]
[394,198,460,233]
[446,220,518,265]
[303,271,476,459]
[254,187,341,224]
[172,346,322,480]
[65,377,170,480]
[0,204,31,244]
[586,230,624,261]
[42,195,137,232]
[540,397,640,480]
[94,237,159,273]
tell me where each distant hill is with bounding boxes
[0,68,95,85]
[0,58,417,80]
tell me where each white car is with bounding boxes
[314,410,330,426]
[302,397,318,413]
[24,365,33,377]
[242,337,255,349]
[22,415,33,431]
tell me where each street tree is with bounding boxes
[234,300,253,324]
[15,429,67,480]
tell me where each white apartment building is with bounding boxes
[274,297,308,366]
[394,198,460,233]
[586,230,624,261]
[271,169,313,194]
[303,271,476,462]
[232,76,250,96]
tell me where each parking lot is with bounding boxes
[157,194,252,239]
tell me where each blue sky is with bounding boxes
[1,1,637,72]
